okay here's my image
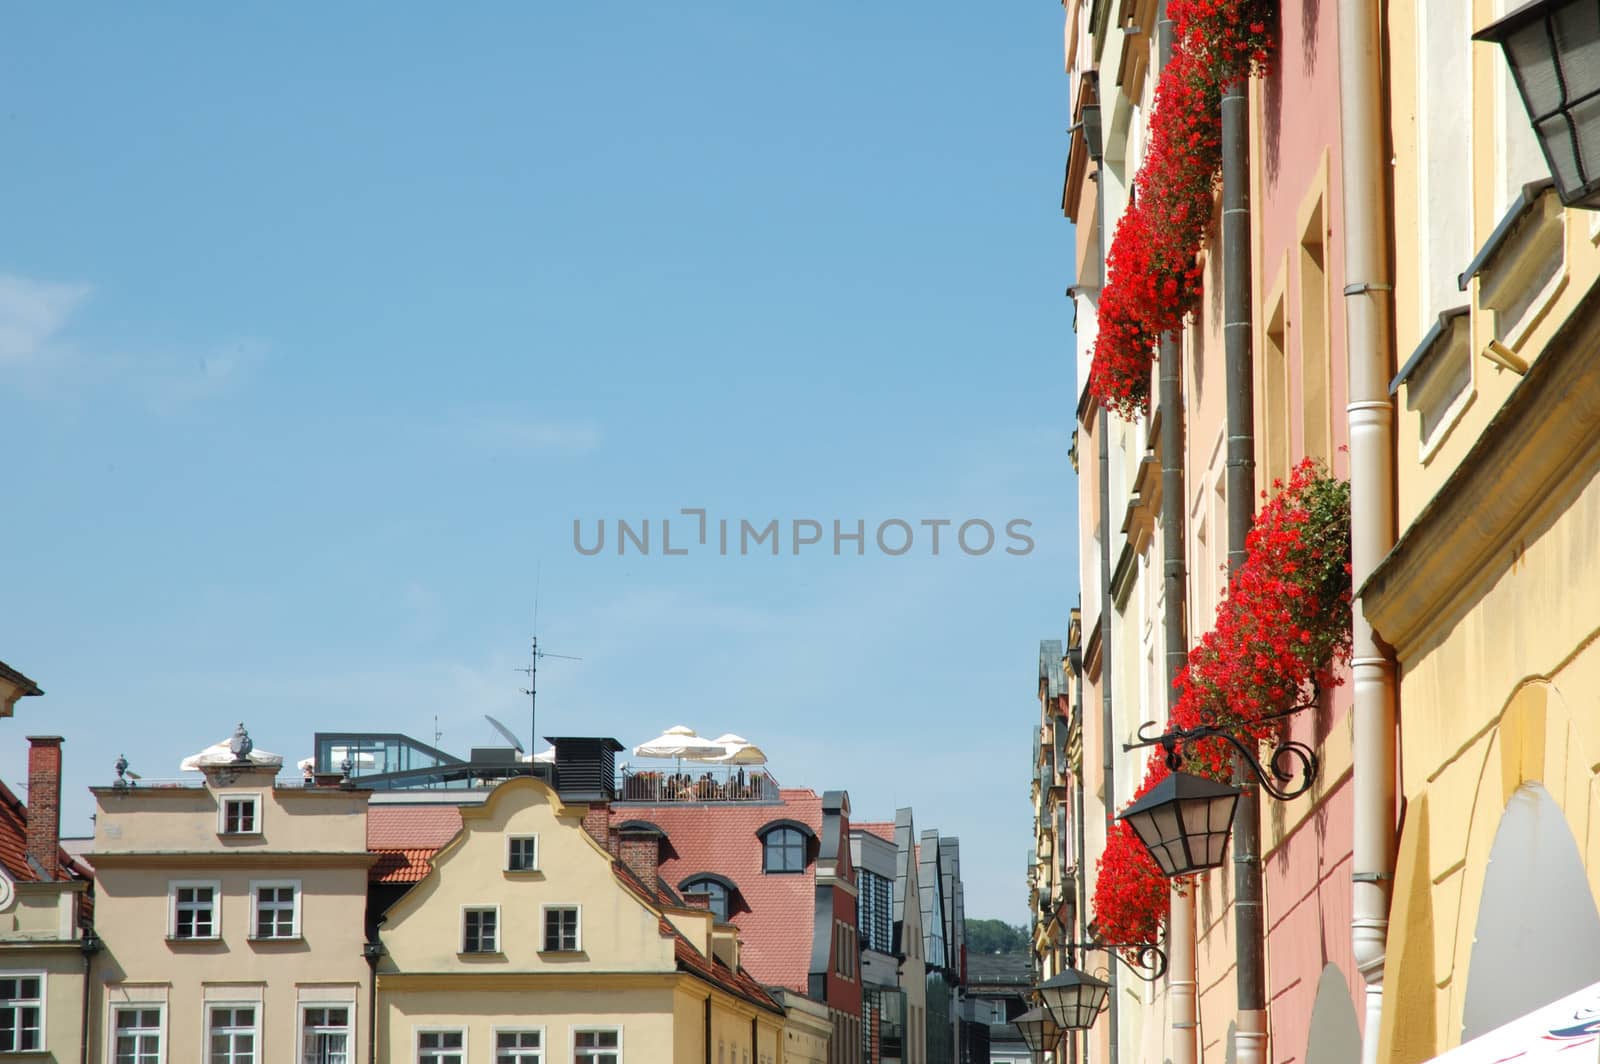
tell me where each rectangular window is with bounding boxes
[220,796,259,835]
[114,1007,162,1064]
[171,882,220,939]
[417,1030,464,1064]
[0,974,42,1052]
[494,1028,542,1063]
[302,1006,351,1064]
[542,907,579,952]
[462,907,499,954]
[208,1006,256,1064]
[507,836,539,872]
[574,1029,620,1064]
[252,882,300,939]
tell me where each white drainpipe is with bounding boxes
[1337,1,1399,1060]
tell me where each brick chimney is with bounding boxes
[25,737,62,881]
[582,803,618,857]
[618,831,660,897]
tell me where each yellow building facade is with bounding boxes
[1372,1,1600,1058]
[90,735,375,1064]
[375,775,789,1064]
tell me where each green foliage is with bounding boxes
[965,918,1029,955]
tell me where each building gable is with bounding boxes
[378,777,676,974]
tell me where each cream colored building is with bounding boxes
[90,727,374,1064]
[0,729,93,1064]
[374,773,788,1064]
[1369,1,1600,1058]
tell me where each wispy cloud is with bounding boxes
[0,273,92,363]
[0,270,264,411]
[456,413,602,454]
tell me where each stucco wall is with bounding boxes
[379,778,677,975]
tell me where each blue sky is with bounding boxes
[0,5,1077,923]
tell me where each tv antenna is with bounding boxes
[515,635,581,756]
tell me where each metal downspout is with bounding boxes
[1154,8,1199,1063]
[1093,137,1120,1064]
[1338,0,1398,1059]
[1099,404,1119,1064]
[1160,328,1198,1064]
[1222,62,1268,1064]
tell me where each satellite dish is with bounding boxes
[483,714,525,754]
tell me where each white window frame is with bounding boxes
[109,1002,166,1064]
[298,1003,354,1064]
[460,905,500,955]
[248,879,302,940]
[570,1026,622,1064]
[506,834,540,872]
[0,970,45,1053]
[218,794,262,836]
[540,904,581,953]
[490,1025,545,1063]
[168,880,222,940]
[414,1027,467,1064]
[203,1003,259,1064]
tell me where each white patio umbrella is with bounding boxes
[179,732,284,772]
[632,725,724,760]
[706,735,768,765]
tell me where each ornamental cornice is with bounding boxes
[1363,282,1600,659]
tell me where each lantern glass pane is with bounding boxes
[1572,93,1600,193]
[1152,839,1184,877]
[1211,793,1238,830]
[1126,808,1164,851]
[1538,113,1584,195]
[1508,19,1564,117]
[1555,2,1600,103]
[1149,802,1182,844]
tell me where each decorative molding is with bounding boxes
[1364,283,1600,658]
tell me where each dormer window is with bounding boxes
[220,795,260,836]
[680,875,737,922]
[756,821,815,874]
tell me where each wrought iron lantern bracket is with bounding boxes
[1123,686,1321,802]
[1061,939,1168,982]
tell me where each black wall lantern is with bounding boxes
[1477,0,1600,207]
[1117,770,1242,877]
[1119,698,1321,877]
[1036,967,1113,1030]
[1013,1005,1060,1062]
[1081,104,1104,164]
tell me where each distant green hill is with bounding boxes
[966,918,1029,955]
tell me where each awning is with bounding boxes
[1428,980,1600,1062]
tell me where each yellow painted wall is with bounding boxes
[378,778,677,974]
[90,775,373,1064]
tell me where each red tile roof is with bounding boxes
[853,821,895,844]
[612,789,825,994]
[367,804,462,849]
[0,778,86,884]
[370,848,437,884]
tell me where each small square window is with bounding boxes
[220,796,260,836]
[208,1005,257,1064]
[494,1028,542,1063]
[418,1029,464,1064]
[302,1006,351,1064]
[114,1006,163,1064]
[170,882,220,940]
[574,1029,619,1064]
[542,907,579,952]
[0,974,42,1052]
[507,836,539,872]
[462,908,499,954]
[252,881,300,939]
